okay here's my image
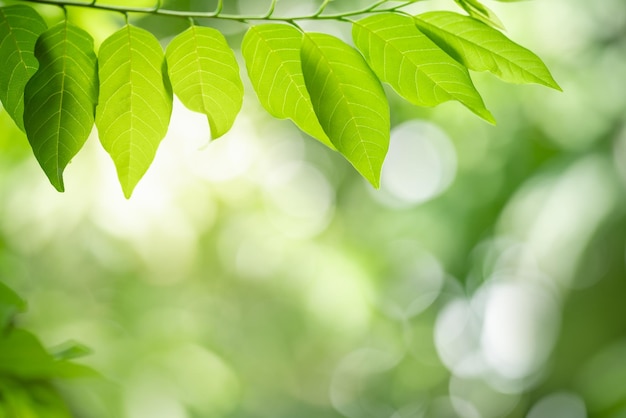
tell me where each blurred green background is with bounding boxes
[1,0,626,417]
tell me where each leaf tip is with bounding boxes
[475,107,496,125]
[369,177,381,189]
[118,173,139,199]
[357,165,382,189]
[550,79,563,92]
[121,184,135,200]
[47,171,65,193]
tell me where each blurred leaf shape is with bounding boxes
[95,24,172,198]
[166,25,243,139]
[301,32,389,188]
[23,20,98,192]
[415,11,561,90]
[0,281,26,331]
[352,13,494,124]
[241,24,333,149]
[0,380,73,418]
[0,5,47,132]
[49,340,93,361]
[0,329,96,379]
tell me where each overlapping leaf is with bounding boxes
[96,25,173,198]
[166,25,243,139]
[415,12,561,90]
[0,5,47,131]
[242,24,332,148]
[352,13,494,123]
[23,21,98,192]
[453,0,504,30]
[301,33,389,187]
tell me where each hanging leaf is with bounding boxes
[301,32,389,187]
[166,25,243,139]
[241,24,332,149]
[0,5,47,131]
[95,25,173,198]
[453,0,504,30]
[415,11,561,90]
[23,21,98,192]
[352,13,494,123]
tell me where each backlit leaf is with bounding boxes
[415,11,561,90]
[352,13,494,123]
[96,25,173,198]
[301,32,389,187]
[23,21,98,192]
[166,25,243,139]
[242,24,332,149]
[0,5,47,131]
[453,0,504,30]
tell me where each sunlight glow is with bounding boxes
[378,121,457,207]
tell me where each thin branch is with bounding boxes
[15,0,417,23]
[312,0,332,17]
[263,0,277,19]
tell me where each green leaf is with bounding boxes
[453,0,505,30]
[415,11,561,90]
[95,24,173,198]
[352,13,494,123]
[300,32,389,187]
[0,329,58,378]
[166,25,243,139]
[49,340,92,360]
[23,21,98,192]
[241,24,333,149]
[0,329,96,380]
[0,281,26,331]
[0,5,47,131]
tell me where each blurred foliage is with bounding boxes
[0,282,97,417]
[0,0,626,417]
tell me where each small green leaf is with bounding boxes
[415,11,561,90]
[166,25,243,139]
[49,340,92,360]
[0,281,26,331]
[241,24,333,149]
[352,13,494,123]
[0,5,47,131]
[453,0,505,30]
[23,21,98,192]
[0,328,56,378]
[96,25,173,198]
[0,329,97,379]
[301,32,389,187]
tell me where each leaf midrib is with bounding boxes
[254,26,310,118]
[353,17,456,102]
[306,35,377,179]
[189,25,209,117]
[54,22,69,183]
[417,15,548,83]
[125,25,135,183]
